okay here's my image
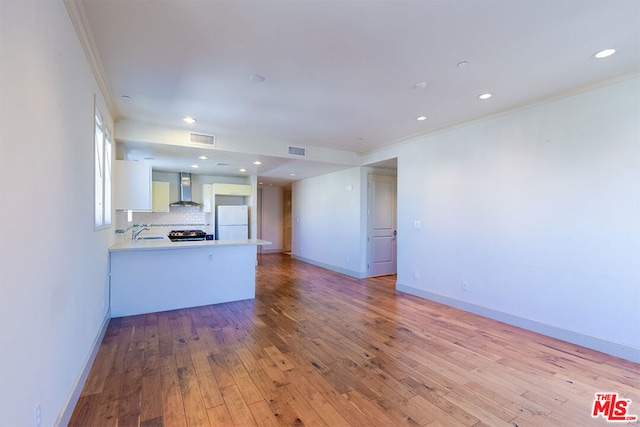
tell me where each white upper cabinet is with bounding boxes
[213,183,251,196]
[203,183,251,213]
[202,183,213,213]
[114,160,152,211]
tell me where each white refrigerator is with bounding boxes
[216,205,249,240]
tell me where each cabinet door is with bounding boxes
[202,184,212,213]
[152,181,170,212]
[213,183,251,196]
[114,160,152,211]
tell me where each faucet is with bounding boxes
[132,226,150,240]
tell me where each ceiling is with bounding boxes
[75,0,639,185]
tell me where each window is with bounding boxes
[94,100,112,229]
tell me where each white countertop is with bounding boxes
[110,238,272,252]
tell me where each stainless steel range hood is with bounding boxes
[170,172,201,207]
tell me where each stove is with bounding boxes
[168,230,207,242]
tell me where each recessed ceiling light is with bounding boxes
[190,164,199,168]
[457,61,470,68]
[198,155,209,160]
[478,93,492,100]
[253,161,262,165]
[183,117,196,124]
[592,48,616,59]
[289,173,296,176]
[239,168,247,172]
[414,81,428,89]
[416,116,427,121]
[249,74,265,83]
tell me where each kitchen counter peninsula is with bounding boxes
[110,238,270,252]
[109,239,270,317]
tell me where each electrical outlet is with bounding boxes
[462,280,469,291]
[34,402,41,427]
[208,254,213,263]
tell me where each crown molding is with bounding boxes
[64,0,119,121]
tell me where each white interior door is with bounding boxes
[367,173,397,276]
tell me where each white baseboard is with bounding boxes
[291,254,368,279]
[55,310,111,426]
[396,283,640,364]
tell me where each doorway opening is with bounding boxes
[366,159,398,277]
[283,188,292,254]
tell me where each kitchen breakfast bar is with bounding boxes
[109,239,271,317]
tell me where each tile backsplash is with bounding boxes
[115,206,212,242]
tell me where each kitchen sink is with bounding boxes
[136,236,167,240]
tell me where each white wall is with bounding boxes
[260,186,284,252]
[0,2,113,426]
[292,167,367,277]
[391,77,639,361]
[294,78,639,361]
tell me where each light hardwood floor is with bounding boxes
[70,253,639,426]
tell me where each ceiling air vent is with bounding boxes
[287,145,307,157]
[189,132,216,146]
